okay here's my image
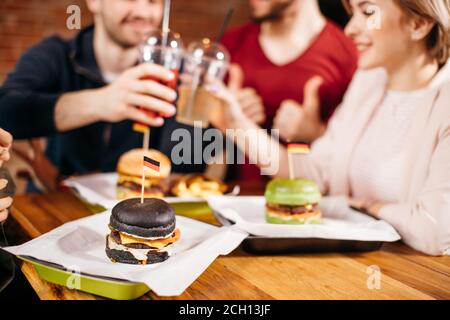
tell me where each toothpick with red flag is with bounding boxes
[133,106,157,151]
[133,123,150,134]
[133,120,151,155]
[287,144,310,180]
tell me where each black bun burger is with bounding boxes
[106,198,180,265]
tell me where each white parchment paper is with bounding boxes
[208,196,401,242]
[4,212,248,297]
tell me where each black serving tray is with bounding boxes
[212,210,384,254]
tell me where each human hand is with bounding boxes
[95,63,177,126]
[0,128,12,167]
[228,64,266,126]
[0,128,13,222]
[206,81,248,132]
[348,198,385,218]
[0,179,12,223]
[273,76,325,143]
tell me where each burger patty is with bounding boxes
[266,203,319,215]
[110,230,169,250]
[117,181,165,193]
[105,237,169,265]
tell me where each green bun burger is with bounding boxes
[264,178,322,225]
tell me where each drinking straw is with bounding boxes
[216,8,234,43]
[162,0,171,47]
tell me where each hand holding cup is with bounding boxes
[0,128,13,222]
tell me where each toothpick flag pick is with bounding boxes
[133,123,150,134]
[144,156,161,173]
[140,155,161,203]
[287,144,310,180]
[287,144,310,155]
[133,120,151,154]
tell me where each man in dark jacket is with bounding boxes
[0,0,205,186]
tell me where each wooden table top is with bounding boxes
[9,186,450,300]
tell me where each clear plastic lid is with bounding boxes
[188,38,230,64]
[183,38,230,80]
[141,29,183,50]
[139,29,184,68]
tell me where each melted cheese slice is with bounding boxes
[119,229,180,249]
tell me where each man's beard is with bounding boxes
[105,29,137,49]
[102,14,151,49]
[104,24,140,49]
[251,0,296,24]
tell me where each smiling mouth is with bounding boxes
[124,21,154,33]
[356,44,371,53]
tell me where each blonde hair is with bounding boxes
[343,0,450,65]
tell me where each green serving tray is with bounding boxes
[18,256,151,300]
[19,200,213,300]
[171,201,213,216]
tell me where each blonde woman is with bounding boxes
[210,0,450,255]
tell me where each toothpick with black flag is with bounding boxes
[140,155,161,203]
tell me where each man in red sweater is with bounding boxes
[221,0,358,181]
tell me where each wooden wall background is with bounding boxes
[0,0,251,83]
[0,0,349,83]
[0,0,348,193]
